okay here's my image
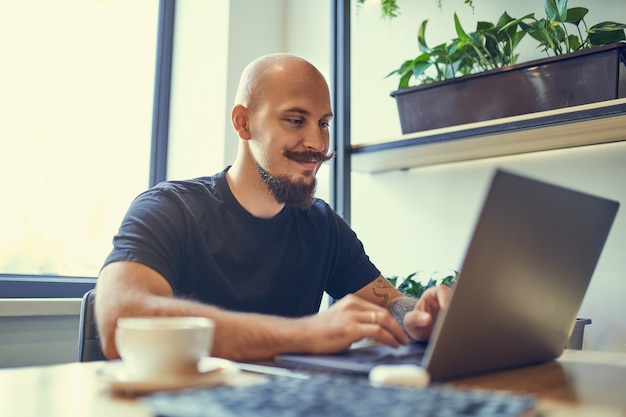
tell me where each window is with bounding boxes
[0,1,159,279]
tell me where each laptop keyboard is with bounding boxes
[363,344,427,365]
[143,373,535,417]
[275,343,429,374]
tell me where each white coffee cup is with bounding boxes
[115,316,215,380]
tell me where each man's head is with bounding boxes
[231,53,334,208]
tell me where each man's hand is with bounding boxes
[402,284,451,341]
[298,294,411,354]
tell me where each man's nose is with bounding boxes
[303,125,328,153]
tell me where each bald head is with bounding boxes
[234,53,329,111]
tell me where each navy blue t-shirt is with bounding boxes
[103,168,380,317]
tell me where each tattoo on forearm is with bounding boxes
[372,288,389,306]
[389,297,418,338]
[371,276,394,306]
[373,276,393,289]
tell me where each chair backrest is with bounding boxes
[78,288,107,362]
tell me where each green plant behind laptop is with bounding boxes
[387,270,458,298]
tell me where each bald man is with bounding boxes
[95,53,450,362]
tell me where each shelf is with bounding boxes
[351,98,626,173]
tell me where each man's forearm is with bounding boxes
[98,288,306,362]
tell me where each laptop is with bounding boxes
[275,169,619,381]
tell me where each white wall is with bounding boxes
[349,0,626,354]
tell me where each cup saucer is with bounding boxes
[96,356,240,395]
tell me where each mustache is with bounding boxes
[282,148,336,164]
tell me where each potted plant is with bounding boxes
[387,270,458,297]
[383,0,626,133]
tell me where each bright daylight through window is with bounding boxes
[0,1,158,277]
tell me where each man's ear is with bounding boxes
[231,104,251,140]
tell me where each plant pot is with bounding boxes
[391,43,626,134]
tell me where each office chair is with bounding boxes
[77,288,107,362]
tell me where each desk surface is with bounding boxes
[1,349,625,417]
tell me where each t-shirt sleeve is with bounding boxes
[102,188,187,286]
[324,209,381,299]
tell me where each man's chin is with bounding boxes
[257,164,317,208]
[283,169,315,185]
[296,173,316,184]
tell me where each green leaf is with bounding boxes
[398,71,412,89]
[520,19,556,54]
[494,11,517,38]
[588,21,626,32]
[510,31,527,52]
[565,7,588,25]
[499,13,535,35]
[454,13,471,42]
[476,20,495,34]
[555,23,567,42]
[418,20,429,52]
[385,59,413,78]
[441,275,457,288]
[588,29,626,45]
[396,272,428,297]
[566,34,582,50]
[545,0,568,23]
[545,0,558,21]
[412,60,433,79]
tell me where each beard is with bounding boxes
[256,163,317,208]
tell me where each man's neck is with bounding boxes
[225,162,285,219]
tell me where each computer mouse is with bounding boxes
[368,364,430,388]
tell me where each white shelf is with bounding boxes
[351,98,626,173]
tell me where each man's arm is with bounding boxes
[354,275,451,341]
[95,261,410,362]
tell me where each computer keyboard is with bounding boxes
[143,372,535,417]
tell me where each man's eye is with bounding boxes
[287,119,303,126]
[319,121,330,130]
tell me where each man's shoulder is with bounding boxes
[159,171,223,191]
[144,170,226,197]
[310,198,332,213]
[300,198,347,225]
[129,171,228,214]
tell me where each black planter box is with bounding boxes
[391,43,626,134]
